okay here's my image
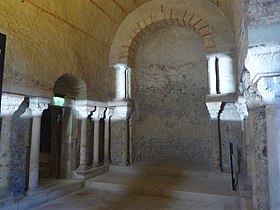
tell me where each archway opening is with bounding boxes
[39,73,86,179]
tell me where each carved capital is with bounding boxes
[243,84,263,109]
[108,100,133,120]
[255,73,280,105]
[91,106,106,120]
[206,101,222,119]
[235,97,248,119]
[1,93,25,117]
[21,97,50,118]
[246,44,280,82]
[105,107,115,120]
[73,100,96,119]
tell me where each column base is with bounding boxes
[77,165,90,172]
[73,164,109,180]
[26,188,41,196]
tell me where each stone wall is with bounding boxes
[0,99,31,197]
[0,0,114,100]
[131,26,210,165]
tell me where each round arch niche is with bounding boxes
[131,25,211,165]
[53,73,87,101]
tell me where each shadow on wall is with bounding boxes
[10,98,31,196]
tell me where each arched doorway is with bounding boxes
[39,73,86,179]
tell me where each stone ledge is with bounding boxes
[206,93,236,103]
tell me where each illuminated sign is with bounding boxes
[52,96,65,106]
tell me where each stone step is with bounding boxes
[85,171,239,206]
[3,179,83,210]
[110,164,231,181]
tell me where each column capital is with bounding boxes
[73,100,96,119]
[21,97,50,118]
[235,97,248,120]
[254,72,280,105]
[243,84,263,109]
[105,106,115,120]
[246,44,280,82]
[108,100,133,120]
[206,101,222,119]
[91,106,106,120]
[1,93,25,117]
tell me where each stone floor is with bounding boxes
[33,187,240,210]
[32,161,252,210]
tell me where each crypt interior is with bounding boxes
[0,0,280,209]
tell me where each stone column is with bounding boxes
[91,107,106,167]
[206,55,216,95]
[0,93,24,200]
[235,97,252,197]
[114,64,127,99]
[104,107,114,164]
[73,101,95,171]
[110,103,132,166]
[206,101,221,170]
[257,73,280,210]
[244,85,269,210]
[21,97,50,196]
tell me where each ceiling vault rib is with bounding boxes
[112,0,128,15]
[25,0,110,49]
[89,0,117,24]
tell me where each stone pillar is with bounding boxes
[207,55,216,95]
[206,101,221,170]
[114,64,127,99]
[257,73,280,210]
[73,101,95,171]
[218,54,235,94]
[21,97,50,196]
[60,108,72,179]
[244,85,269,210]
[0,93,24,200]
[235,97,252,197]
[110,103,132,166]
[104,107,114,164]
[91,107,106,167]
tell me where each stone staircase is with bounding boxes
[85,161,251,209]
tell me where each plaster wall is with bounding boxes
[131,26,210,165]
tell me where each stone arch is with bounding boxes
[53,73,87,100]
[109,0,234,67]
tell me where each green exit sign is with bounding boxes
[52,96,65,106]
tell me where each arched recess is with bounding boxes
[109,0,235,165]
[40,73,87,179]
[109,0,234,67]
[54,73,87,100]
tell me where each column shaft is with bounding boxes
[210,118,219,169]
[104,118,110,164]
[266,105,280,210]
[93,119,100,166]
[78,118,87,171]
[27,116,41,195]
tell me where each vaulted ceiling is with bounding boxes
[21,0,237,49]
